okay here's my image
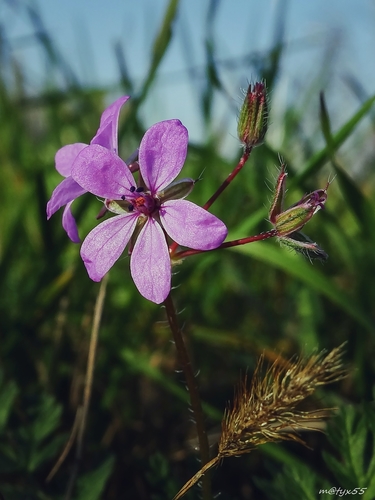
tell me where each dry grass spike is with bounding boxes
[172,343,347,500]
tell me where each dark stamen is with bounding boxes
[136,186,144,192]
[128,204,134,212]
[121,195,126,200]
[130,186,136,193]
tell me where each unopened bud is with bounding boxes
[275,186,328,237]
[269,165,330,260]
[237,81,268,148]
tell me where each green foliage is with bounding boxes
[1,1,375,498]
[76,456,115,500]
[256,405,375,500]
[323,405,375,497]
[146,453,181,500]
[0,379,64,498]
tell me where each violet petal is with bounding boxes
[71,144,135,199]
[139,120,188,194]
[91,96,129,153]
[130,218,171,304]
[160,200,227,250]
[80,213,138,282]
[62,201,80,243]
[47,177,86,219]
[55,143,88,177]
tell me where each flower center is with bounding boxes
[120,186,159,216]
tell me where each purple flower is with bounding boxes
[46,96,130,242]
[71,119,228,304]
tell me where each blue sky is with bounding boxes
[2,0,375,151]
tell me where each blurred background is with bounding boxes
[1,0,375,498]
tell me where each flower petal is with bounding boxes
[62,201,80,243]
[160,200,227,250]
[47,176,86,219]
[71,144,135,199]
[80,213,138,281]
[139,120,188,193]
[55,143,88,176]
[130,218,171,304]
[91,96,130,153]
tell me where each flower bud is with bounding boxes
[274,187,328,237]
[269,166,330,260]
[237,81,268,148]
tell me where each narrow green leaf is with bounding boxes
[320,92,375,235]
[138,0,180,103]
[291,94,375,186]
[230,242,375,334]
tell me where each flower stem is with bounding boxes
[203,146,252,210]
[163,293,212,500]
[174,229,277,259]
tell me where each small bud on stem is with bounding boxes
[237,81,268,148]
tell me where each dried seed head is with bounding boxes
[219,344,347,458]
[172,344,347,500]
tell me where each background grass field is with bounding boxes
[1,1,375,499]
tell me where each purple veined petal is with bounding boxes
[80,213,138,282]
[91,96,130,153]
[47,176,86,219]
[71,144,135,199]
[130,218,171,304]
[55,143,88,176]
[160,200,228,250]
[139,120,188,194]
[62,201,80,243]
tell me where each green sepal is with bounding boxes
[158,178,195,203]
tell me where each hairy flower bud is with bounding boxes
[269,165,330,261]
[237,81,268,148]
[275,186,328,236]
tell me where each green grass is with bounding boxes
[1,2,375,499]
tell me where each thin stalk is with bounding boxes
[203,146,252,210]
[169,147,252,257]
[163,293,212,500]
[65,273,109,500]
[174,229,277,259]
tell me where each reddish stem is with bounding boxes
[203,146,252,210]
[174,229,277,259]
[169,146,253,256]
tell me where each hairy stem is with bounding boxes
[174,229,277,259]
[163,293,212,500]
[203,146,252,210]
